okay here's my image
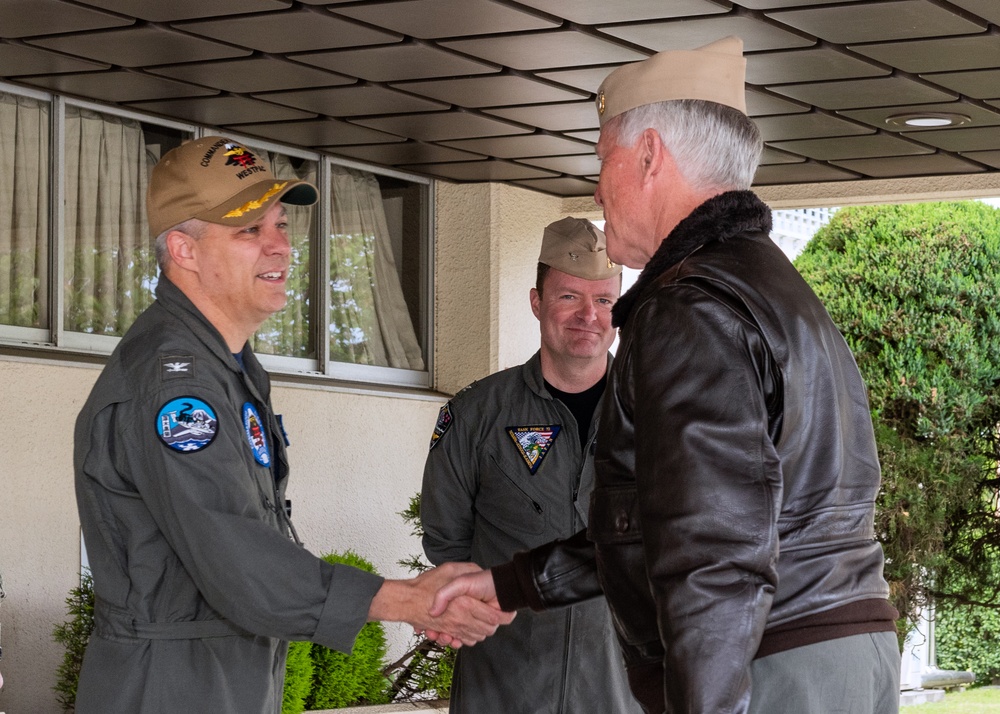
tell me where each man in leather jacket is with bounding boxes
[421,218,639,714]
[73,136,510,714]
[430,37,901,714]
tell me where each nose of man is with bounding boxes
[264,225,292,256]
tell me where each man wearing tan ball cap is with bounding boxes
[73,135,511,714]
[434,37,901,714]
[421,217,640,714]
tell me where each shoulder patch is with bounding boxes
[429,403,453,450]
[160,356,195,380]
[157,397,218,453]
[242,403,271,466]
[506,425,561,474]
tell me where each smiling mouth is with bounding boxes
[258,271,285,282]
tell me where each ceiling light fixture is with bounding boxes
[885,112,971,129]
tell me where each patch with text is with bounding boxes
[506,425,561,474]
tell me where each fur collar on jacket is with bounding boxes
[611,190,771,328]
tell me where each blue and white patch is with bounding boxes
[157,397,218,453]
[242,402,271,467]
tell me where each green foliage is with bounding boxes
[52,570,94,712]
[306,551,391,710]
[382,493,457,702]
[936,597,1000,686]
[281,640,314,714]
[795,202,1000,623]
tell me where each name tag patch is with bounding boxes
[507,425,561,474]
[243,403,271,466]
[157,397,218,453]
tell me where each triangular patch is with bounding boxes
[506,425,561,474]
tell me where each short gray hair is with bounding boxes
[155,218,206,272]
[611,99,762,192]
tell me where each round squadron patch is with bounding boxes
[156,397,218,453]
[242,403,271,467]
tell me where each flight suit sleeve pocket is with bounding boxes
[588,485,642,545]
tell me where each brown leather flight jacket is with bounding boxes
[494,191,892,714]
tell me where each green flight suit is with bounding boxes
[74,276,383,714]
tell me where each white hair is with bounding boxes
[610,99,762,192]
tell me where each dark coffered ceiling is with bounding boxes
[2,0,1000,197]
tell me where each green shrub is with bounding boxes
[305,551,391,709]
[795,202,1000,624]
[52,570,94,712]
[936,599,1000,685]
[282,640,314,714]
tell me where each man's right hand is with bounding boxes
[368,562,512,648]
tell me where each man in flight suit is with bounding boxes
[73,136,511,714]
[420,218,639,714]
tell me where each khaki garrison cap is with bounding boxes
[539,217,621,281]
[595,36,747,127]
[147,135,318,237]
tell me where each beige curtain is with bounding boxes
[0,92,49,328]
[64,106,155,335]
[329,165,424,370]
[252,152,317,358]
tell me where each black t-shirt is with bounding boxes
[545,375,607,450]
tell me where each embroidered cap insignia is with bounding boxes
[242,403,271,467]
[429,403,453,450]
[506,425,561,474]
[157,397,218,453]
[223,182,288,219]
[224,144,257,169]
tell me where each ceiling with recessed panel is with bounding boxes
[2,0,1000,197]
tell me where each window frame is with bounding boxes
[0,81,434,389]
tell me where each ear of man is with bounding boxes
[640,127,666,184]
[165,227,201,277]
[529,286,542,321]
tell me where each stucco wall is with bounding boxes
[434,181,572,394]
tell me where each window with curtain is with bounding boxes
[63,106,158,335]
[251,150,318,360]
[329,165,425,371]
[0,91,49,330]
[0,83,431,387]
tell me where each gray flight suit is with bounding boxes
[74,276,383,714]
[421,352,640,714]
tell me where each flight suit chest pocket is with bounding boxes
[475,450,545,535]
[588,485,642,545]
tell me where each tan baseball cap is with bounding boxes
[147,135,318,237]
[595,36,747,127]
[539,217,621,281]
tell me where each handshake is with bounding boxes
[368,562,512,648]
